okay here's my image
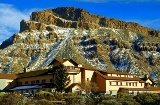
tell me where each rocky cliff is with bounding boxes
[21,7,160,36]
[0,7,160,79]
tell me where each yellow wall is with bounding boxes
[69,72,81,84]
[146,79,153,84]
[85,70,94,81]
[63,61,75,66]
[105,80,145,93]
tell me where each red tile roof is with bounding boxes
[0,73,17,79]
[148,86,160,91]
[79,65,98,71]
[95,70,145,82]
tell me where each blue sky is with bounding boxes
[0,0,160,43]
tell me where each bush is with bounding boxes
[93,96,100,104]
[97,95,119,105]
[117,92,138,105]
[64,92,84,105]
[35,91,55,101]
[100,95,115,100]
[53,92,63,100]
[0,93,30,105]
[101,99,121,105]
[85,97,94,105]
[0,92,6,102]
[36,99,53,105]
[134,92,159,105]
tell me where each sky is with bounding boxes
[0,0,160,44]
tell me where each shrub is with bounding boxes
[134,92,159,105]
[0,92,6,101]
[97,95,119,105]
[100,95,115,100]
[117,92,138,105]
[53,92,63,100]
[35,91,55,101]
[64,92,84,105]
[0,93,29,105]
[85,97,94,105]
[101,99,121,105]
[93,96,100,104]
[36,99,53,105]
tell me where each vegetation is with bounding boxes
[0,91,160,105]
[79,80,99,94]
[134,92,160,105]
[54,65,71,92]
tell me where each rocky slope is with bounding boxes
[0,7,160,79]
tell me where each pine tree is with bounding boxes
[54,65,70,92]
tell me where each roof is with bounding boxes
[140,77,156,84]
[66,83,82,89]
[17,69,52,78]
[95,70,145,82]
[0,73,17,79]
[66,83,85,91]
[79,65,97,71]
[148,86,160,91]
[10,85,44,90]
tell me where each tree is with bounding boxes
[134,92,159,105]
[117,91,139,105]
[79,80,99,94]
[54,65,71,92]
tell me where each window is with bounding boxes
[109,82,112,85]
[50,79,53,83]
[25,81,28,85]
[42,79,46,83]
[31,81,35,84]
[18,82,22,86]
[36,80,39,84]
[110,82,116,85]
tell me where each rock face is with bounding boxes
[21,7,160,37]
[1,7,160,79]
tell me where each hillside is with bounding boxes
[0,7,160,78]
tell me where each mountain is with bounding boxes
[0,7,160,78]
